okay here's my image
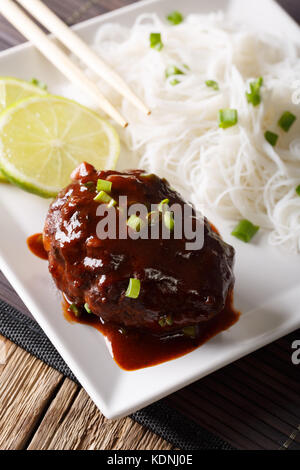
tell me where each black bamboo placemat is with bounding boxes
[0,0,300,451]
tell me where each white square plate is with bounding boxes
[0,0,300,419]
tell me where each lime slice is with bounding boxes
[0,77,47,113]
[0,77,47,183]
[0,171,8,182]
[0,95,120,198]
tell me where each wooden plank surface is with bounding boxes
[0,0,300,451]
[28,381,172,450]
[0,0,137,50]
[0,332,173,450]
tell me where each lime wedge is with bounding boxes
[0,77,47,182]
[0,95,120,198]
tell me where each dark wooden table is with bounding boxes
[0,0,300,451]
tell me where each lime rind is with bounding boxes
[0,77,48,185]
[0,76,47,112]
[0,165,58,197]
[0,170,8,183]
[0,94,120,198]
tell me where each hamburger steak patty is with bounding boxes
[43,162,235,334]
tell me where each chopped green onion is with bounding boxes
[141,173,154,179]
[94,190,116,207]
[296,185,300,196]
[108,199,117,208]
[264,131,279,147]
[150,33,163,51]
[97,179,112,193]
[166,314,173,326]
[205,80,219,91]
[246,77,263,106]
[164,211,174,231]
[127,214,143,232]
[30,78,48,90]
[158,199,169,212]
[165,65,184,78]
[167,11,184,25]
[69,303,80,317]
[125,278,141,299]
[84,181,96,191]
[231,219,260,243]
[158,314,173,327]
[183,326,196,338]
[170,78,180,86]
[84,303,92,314]
[218,109,238,129]
[278,111,296,132]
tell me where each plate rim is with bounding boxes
[0,0,299,419]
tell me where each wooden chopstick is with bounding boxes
[16,0,151,117]
[0,0,128,127]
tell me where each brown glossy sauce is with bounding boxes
[28,228,240,371]
[27,233,48,260]
[28,188,239,372]
[63,293,240,371]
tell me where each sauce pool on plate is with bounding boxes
[63,292,239,371]
[27,233,48,260]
